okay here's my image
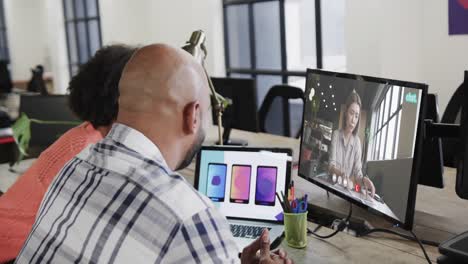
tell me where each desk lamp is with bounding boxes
[182,30,230,145]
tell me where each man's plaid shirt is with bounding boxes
[16,123,239,263]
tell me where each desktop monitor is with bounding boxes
[19,94,80,156]
[299,69,427,229]
[211,77,258,145]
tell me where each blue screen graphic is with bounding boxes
[206,163,227,202]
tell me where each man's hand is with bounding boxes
[241,229,293,264]
[363,177,376,199]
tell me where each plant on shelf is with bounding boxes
[10,113,80,166]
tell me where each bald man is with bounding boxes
[16,44,292,264]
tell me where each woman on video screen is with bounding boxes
[329,92,376,198]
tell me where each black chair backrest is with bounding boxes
[258,85,304,138]
[0,60,12,94]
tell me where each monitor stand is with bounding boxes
[217,138,248,146]
[306,202,372,237]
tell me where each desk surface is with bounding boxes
[2,126,467,263]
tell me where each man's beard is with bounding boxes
[176,127,206,171]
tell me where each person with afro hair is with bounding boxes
[0,44,136,263]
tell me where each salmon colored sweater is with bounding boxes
[0,122,103,263]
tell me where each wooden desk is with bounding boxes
[2,127,467,263]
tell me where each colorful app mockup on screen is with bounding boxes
[206,163,227,202]
[255,166,278,206]
[230,165,252,204]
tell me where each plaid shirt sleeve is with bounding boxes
[161,207,240,264]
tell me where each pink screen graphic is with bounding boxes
[230,165,252,202]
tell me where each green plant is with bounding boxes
[11,113,80,165]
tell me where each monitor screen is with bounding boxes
[195,147,291,222]
[210,77,258,132]
[298,69,426,229]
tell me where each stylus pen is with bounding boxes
[276,192,286,212]
[291,180,295,200]
[281,191,291,213]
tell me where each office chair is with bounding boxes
[258,85,304,138]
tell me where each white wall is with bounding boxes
[99,0,225,76]
[4,0,48,81]
[99,0,153,46]
[43,0,69,94]
[5,1,467,102]
[4,0,225,93]
[346,0,468,112]
[4,0,69,93]
[421,0,468,112]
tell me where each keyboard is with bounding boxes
[230,224,271,239]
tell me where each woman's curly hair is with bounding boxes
[68,44,136,127]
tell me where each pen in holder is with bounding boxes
[277,190,309,248]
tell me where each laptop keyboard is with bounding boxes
[230,224,271,239]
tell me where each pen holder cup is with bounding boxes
[284,212,308,248]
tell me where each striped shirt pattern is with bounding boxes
[16,123,239,263]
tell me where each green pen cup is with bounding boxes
[283,211,308,248]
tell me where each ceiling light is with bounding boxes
[334,108,337,111]
[317,82,320,86]
[329,85,332,89]
[332,94,335,98]
[325,105,328,108]
[323,99,326,102]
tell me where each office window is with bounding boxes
[63,0,102,77]
[371,86,403,161]
[223,0,346,107]
[0,0,9,62]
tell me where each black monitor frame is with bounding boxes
[211,77,258,146]
[298,69,428,230]
[419,93,444,188]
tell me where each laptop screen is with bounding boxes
[195,147,291,222]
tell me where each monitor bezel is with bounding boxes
[298,68,427,230]
[195,146,292,224]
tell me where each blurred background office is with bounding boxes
[0,0,467,139]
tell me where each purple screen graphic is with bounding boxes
[449,0,468,35]
[255,167,277,205]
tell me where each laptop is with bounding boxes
[195,146,292,251]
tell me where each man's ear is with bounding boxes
[182,101,200,135]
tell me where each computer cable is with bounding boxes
[307,202,353,239]
[359,228,433,264]
[360,227,439,247]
